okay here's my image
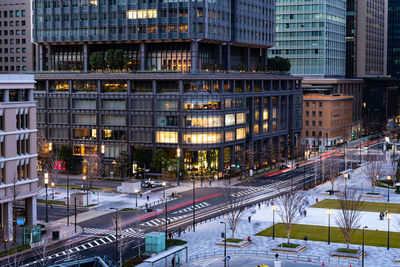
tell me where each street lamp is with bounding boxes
[44,172,49,223]
[327,209,332,244]
[271,205,276,239]
[362,226,368,267]
[51,182,55,200]
[220,221,227,267]
[191,178,196,232]
[177,147,181,186]
[387,176,391,203]
[110,208,119,265]
[162,181,166,200]
[387,213,391,250]
[134,189,139,207]
[83,175,88,206]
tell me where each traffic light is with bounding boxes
[236,164,240,168]
[221,232,225,238]
[352,133,355,138]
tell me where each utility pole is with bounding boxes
[74,197,77,233]
[192,178,195,232]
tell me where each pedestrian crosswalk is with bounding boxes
[171,202,211,214]
[139,215,187,227]
[22,235,119,266]
[84,227,145,239]
[231,185,272,198]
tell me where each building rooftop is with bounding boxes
[303,94,353,101]
[0,74,36,84]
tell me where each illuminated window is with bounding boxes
[254,125,259,134]
[263,109,268,120]
[156,131,178,144]
[103,129,112,139]
[225,114,235,126]
[236,113,245,124]
[127,9,157,20]
[263,122,268,132]
[89,0,97,6]
[225,131,235,142]
[183,133,222,144]
[184,116,223,128]
[236,128,245,139]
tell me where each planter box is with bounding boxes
[363,193,384,199]
[271,243,306,253]
[331,249,363,259]
[216,239,250,248]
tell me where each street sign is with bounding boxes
[17,219,25,226]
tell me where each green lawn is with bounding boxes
[256,223,400,248]
[37,199,65,205]
[312,199,400,213]
[166,239,187,249]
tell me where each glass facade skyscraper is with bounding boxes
[388,0,400,77]
[270,0,346,77]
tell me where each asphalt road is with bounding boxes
[6,138,385,266]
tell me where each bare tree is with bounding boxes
[335,188,364,251]
[114,214,130,267]
[223,188,246,240]
[6,250,25,267]
[325,158,340,193]
[276,186,307,244]
[34,240,51,267]
[362,160,383,193]
[82,150,103,190]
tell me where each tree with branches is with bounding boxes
[114,214,130,267]
[335,188,365,251]
[362,160,383,193]
[276,186,307,244]
[223,187,246,240]
[116,151,130,180]
[33,240,51,267]
[325,158,340,194]
[82,151,103,190]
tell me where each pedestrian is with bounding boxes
[304,235,308,243]
[171,256,175,267]
[140,193,142,198]
[258,203,261,209]
[315,197,319,203]
[304,210,307,217]
[247,236,252,242]
[168,232,173,240]
[248,216,251,223]
[178,228,182,237]
[147,195,149,201]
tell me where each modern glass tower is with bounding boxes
[388,0,400,77]
[270,0,346,77]
[32,0,303,178]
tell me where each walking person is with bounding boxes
[248,216,251,223]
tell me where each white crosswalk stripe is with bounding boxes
[140,215,188,227]
[171,202,211,214]
[84,227,145,238]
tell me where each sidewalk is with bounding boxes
[169,159,400,267]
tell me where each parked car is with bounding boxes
[141,181,153,188]
[151,181,165,187]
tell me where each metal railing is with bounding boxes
[188,250,361,266]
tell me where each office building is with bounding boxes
[0,0,34,73]
[346,0,388,78]
[0,74,38,242]
[33,0,303,177]
[303,94,353,147]
[270,0,346,77]
[388,0,400,77]
[302,78,363,137]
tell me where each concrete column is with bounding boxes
[83,43,88,72]
[3,90,9,102]
[218,147,224,174]
[247,47,251,72]
[190,40,199,73]
[140,42,146,71]
[227,44,231,71]
[26,196,37,226]
[28,89,34,102]
[39,45,44,72]
[3,202,12,242]
[46,45,52,71]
